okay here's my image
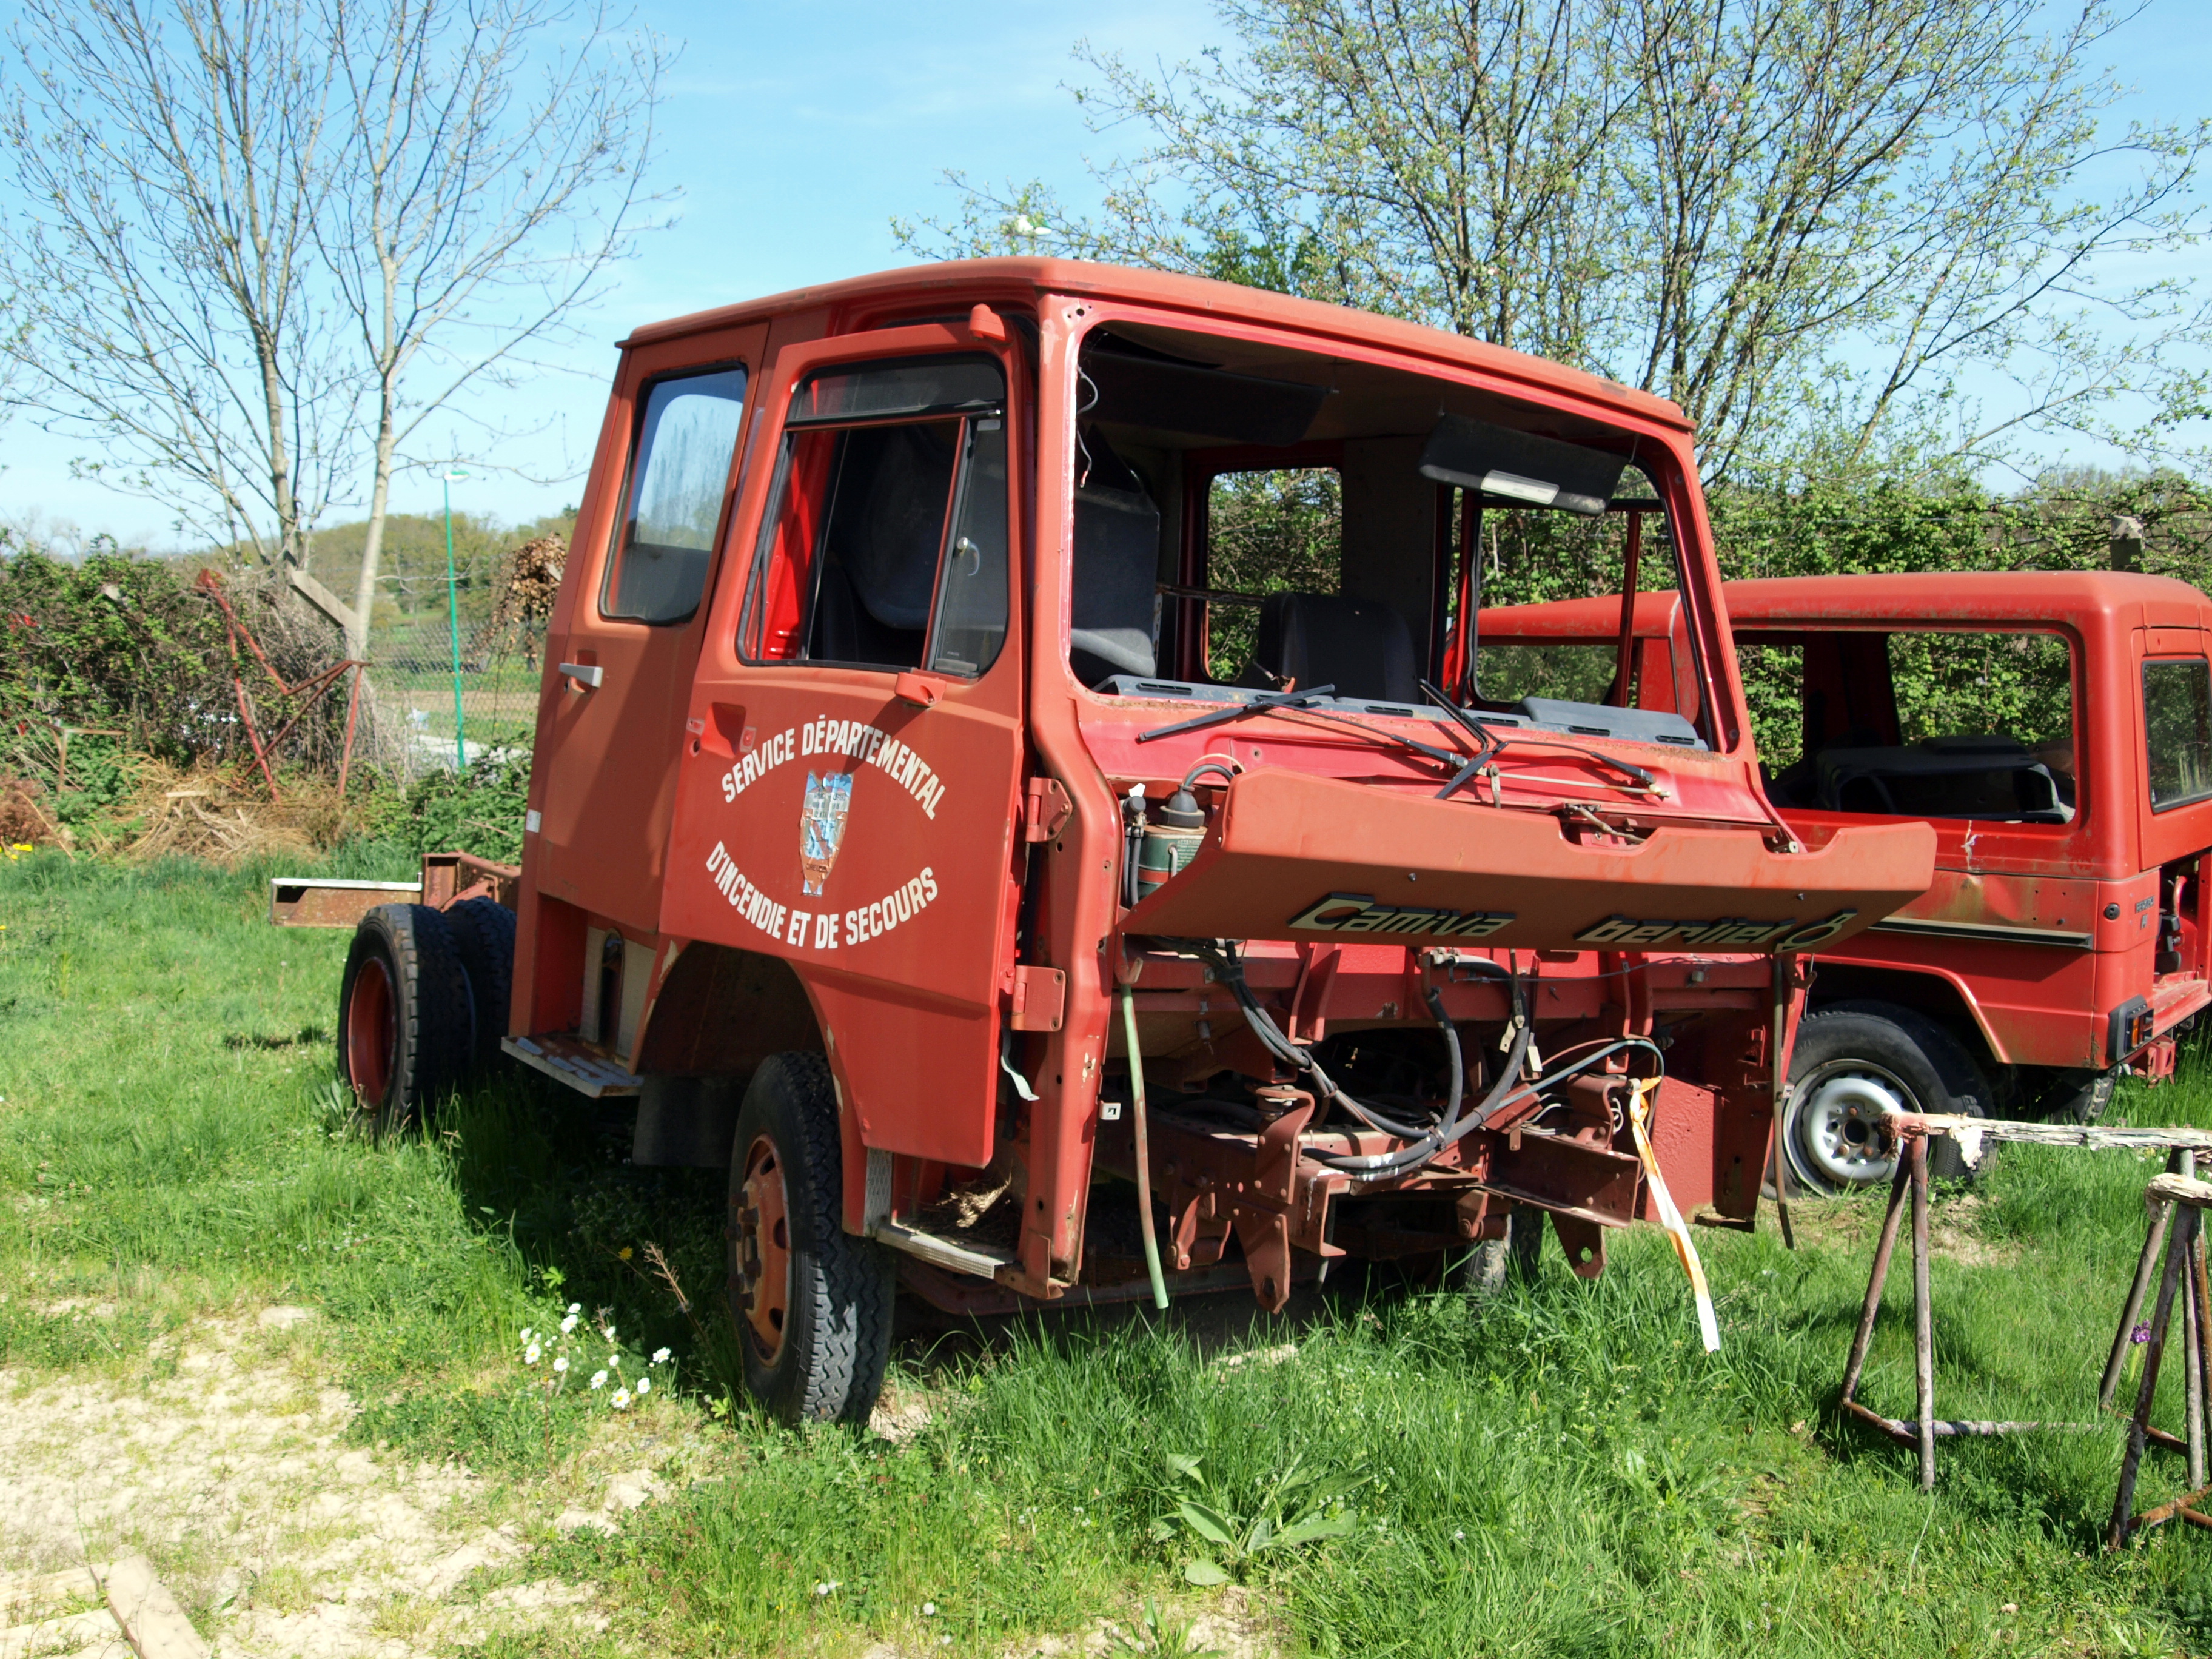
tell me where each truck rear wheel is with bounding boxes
[727,1053,893,1426]
[442,897,516,1068]
[336,903,472,1136]
[1783,1002,1990,1196]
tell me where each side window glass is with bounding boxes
[745,355,1008,675]
[602,367,748,624]
[2147,657,2212,811]
[930,418,1009,675]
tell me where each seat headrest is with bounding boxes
[1251,593,1418,703]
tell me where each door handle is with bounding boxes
[559,662,603,689]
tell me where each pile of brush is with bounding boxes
[0,749,358,866]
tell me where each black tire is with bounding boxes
[336,903,472,1136]
[1449,1206,1543,1298]
[1783,1001,1991,1196]
[726,1053,893,1426]
[443,897,516,1068]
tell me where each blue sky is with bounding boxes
[2,0,2207,549]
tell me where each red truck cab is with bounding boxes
[1480,571,2212,1191]
[326,260,1934,1423]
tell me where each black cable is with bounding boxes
[1195,941,1441,1140]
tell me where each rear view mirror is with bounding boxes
[1418,414,1627,518]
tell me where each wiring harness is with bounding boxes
[1184,939,1663,1182]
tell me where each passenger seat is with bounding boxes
[1242,593,1418,703]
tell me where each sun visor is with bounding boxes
[1418,415,1627,517]
[1084,349,1329,447]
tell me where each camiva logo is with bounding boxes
[1285,893,1858,951]
[1285,894,1514,937]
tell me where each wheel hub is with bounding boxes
[736,1134,793,1362]
[1787,1062,1908,1194]
[346,954,397,1108]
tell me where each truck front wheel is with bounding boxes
[1783,1002,1990,1196]
[336,903,472,1136]
[1450,1206,1544,1298]
[727,1053,893,1426]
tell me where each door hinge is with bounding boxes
[1010,965,1067,1032]
[1022,779,1074,845]
[1023,775,1072,842]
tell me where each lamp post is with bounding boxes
[441,466,470,771]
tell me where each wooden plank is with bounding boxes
[0,1608,122,1659]
[0,1567,101,1616]
[103,1557,209,1659]
[1896,1113,2212,1153]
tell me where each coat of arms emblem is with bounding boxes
[799,771,853,895]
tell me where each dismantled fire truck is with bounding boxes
[1479,571,2212,1194]
[315,261,1935,1423]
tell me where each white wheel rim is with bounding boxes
[1787,1061,1912,1194]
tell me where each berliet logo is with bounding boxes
[1285,893,1860,951]
[799,771,853,896]
[1575,911,1858,950]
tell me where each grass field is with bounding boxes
[8,851,2212,1655]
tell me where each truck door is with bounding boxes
[535,324,770,936]
[663,320,1027,1171]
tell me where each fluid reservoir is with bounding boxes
[1137,785,1207,897]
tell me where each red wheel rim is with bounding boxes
[346,954,397,1107]
[735,1134,793,1362]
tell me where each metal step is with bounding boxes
[502,1033,642,1098]
[871,1219,1017,1281]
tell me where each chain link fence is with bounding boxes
[355,535,560,782]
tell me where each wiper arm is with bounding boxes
[1419,678,1506,802]
[1420,677,1658,793]
[1134,683,1337,745]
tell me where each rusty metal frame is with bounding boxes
[193,569,364,801]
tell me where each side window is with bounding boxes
[1755,628,2077,823]
[744,355,1008,676]
[2146,657,2212,811]
[602,366,748,624]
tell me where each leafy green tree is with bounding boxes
[900,0,2212,485]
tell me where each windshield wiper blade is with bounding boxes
[1134,683,1337,745]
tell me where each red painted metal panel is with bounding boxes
[1118,767,1932,951]
[659,320,1030,1172]
[533,321,771,936]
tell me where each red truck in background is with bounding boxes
[305,260,1936,1424]
[1479,571,2212,1193]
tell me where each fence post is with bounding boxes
[2110,514,2146,573]
[443,468,470,771]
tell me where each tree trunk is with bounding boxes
[349,397,398,663]
[258,330,300,567]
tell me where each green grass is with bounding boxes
[7,848,2212,1655]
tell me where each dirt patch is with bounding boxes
[0,1312,642,1657]
[1774,1191,2022,1267]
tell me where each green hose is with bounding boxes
[1119,984,1171,1310]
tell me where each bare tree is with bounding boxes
[0,0,349,566]
[317,0,671,661]
[902,0,2212,484]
